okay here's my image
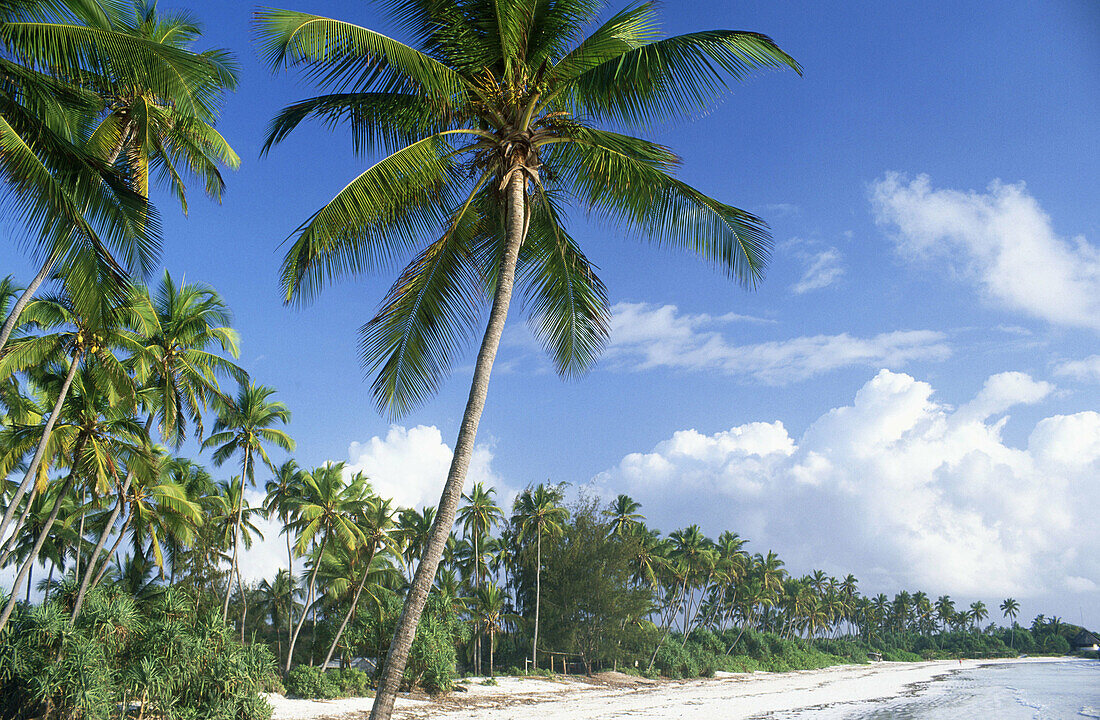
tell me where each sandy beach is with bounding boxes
[266,657,1068,720]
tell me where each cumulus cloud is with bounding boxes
[1054,355,1100,383]
[872,173,1100,330]
[238,424,508,582]
[606,302,950,384]
[792,247,845,294]
[597,370,1099,600]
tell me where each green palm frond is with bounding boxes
[565,29,801,125]
[278,133,463,305]
[517,190,609,377]
[253,8,465,101]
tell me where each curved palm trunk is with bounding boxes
[0,253,56,354]
[0,469,78,632]
[0,350,81,543]
[369,171,528,720]
[285,535,328,674]
[533,530,541,670]
[321,548,377,669]
[223,452,252,622]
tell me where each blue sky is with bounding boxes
[3,0,1099,626]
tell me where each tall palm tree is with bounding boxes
[0,0,241,352]
[0,288,132,566]
[71,271,243,620]
[457,481,503,675]
[264,457,304,653]
[211,475,265,639]
[203,381,293,621]
[320,494,397,669]
[283,463,366,674]
[259,568,299,666]
[471,582,512,679]
[1001,597,1020,649]
[256,2,798,712]
[0,362,146,632]
[969,600,988,631]
[512,483,566,670]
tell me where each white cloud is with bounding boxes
[792,247,845,294]
[872,173,1100,330]
[1054,355,1100,383]
[238,424,508,583]
[607,302,950,384]
[597,370,1099,601]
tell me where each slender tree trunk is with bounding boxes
[532,530,541,671]
[369,170,528,720]
[71,412,153,623]
[238,565,248,643]
[0,471,77,632]
[321,549,377,670]
[286,535,328,675]
[0,487,37,566]
[286,531,294,659]
[74,487,86,579]
[474,531,481,675]
[25,565,33,603]
[0,254,56,354]
[45,563,54,601]
[0,350,81,542]
[89,514,132,590]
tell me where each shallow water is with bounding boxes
[764,659,1100,719]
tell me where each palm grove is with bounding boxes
[0,1,1090,720]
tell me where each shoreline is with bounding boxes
[267,656,1072,720]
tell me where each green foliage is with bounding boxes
[404,593,464,694]
[285,666,338,699]
[0,587,272,720]
[332,668,373,697]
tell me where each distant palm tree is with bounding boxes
[255,2,799,713]
[969,600,988,631]
[512,483,567,669]
[458,482,503,674]
[283,464,366,674]
[203,382,293,621]
[471,582,512,678]
[1000,597,1020,649]
[607,494,644,537]
[260,569,299,665]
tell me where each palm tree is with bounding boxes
[471,582,511,678]
[607,494,643,537]
[512,483,567,669]
[396,505,435,581]
[264,458,304,652]
[969,600,988,631]
[211,475,264,639]
[260,569,299,665]
[256,2,798,714]
[1001,597,1020,649]
[202,381,294,621]
[71,271,243,621]
[283,464,367,674]
[457,482,503,675]
[0,0,241,352]
[320,494,397,669]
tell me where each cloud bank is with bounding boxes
[872,173,1100,330]
[598,369,1098,600]
[606,302,950,384]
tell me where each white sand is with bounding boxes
[267,657,1066,720]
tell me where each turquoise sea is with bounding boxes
[767,659,1100,719]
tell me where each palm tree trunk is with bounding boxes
[74,487,86,579]
[286,531,294,659]
[321,550,377,670]
[0,350,81,542]
[89,514,132,590]
[0,471,77,632]
[0,254,56,354]
[286,535,328,675]
[369,170,528,720]
[71,412,153,623]
[0,487,37,566]
[238,565,248,643]
[474,531,481,675]
[533,530,541,670]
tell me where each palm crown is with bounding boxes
[258,0,800,417]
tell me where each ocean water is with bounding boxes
[769,659,1100,719]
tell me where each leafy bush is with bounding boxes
[333,667,373,697]
[285,665,339,699]
[0,586,273,720]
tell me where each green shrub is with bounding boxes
[285,665,339,699]
[333,667,373,697]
